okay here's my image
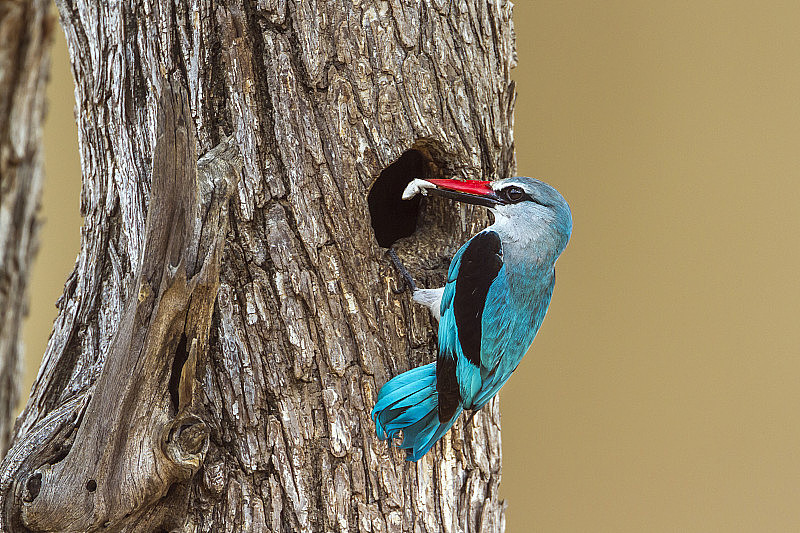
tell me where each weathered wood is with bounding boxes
[2,82,238,532]
[0,0,53,457]
[1,1,517,531]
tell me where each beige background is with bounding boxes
[24,2,800,531]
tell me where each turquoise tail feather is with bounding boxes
[372,362,462,461]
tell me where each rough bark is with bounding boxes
[0,0,53,457]
[0,1,517,532]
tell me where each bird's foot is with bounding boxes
[387,248,417,293]
[463,409,479,429]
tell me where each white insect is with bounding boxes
[401,178,437,200]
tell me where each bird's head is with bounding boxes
[403,176,572,255]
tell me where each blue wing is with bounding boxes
[438,230,557,413]
[470,264,555,410]
[437,231,503,412]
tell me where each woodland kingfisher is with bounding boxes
[372,176,572,461]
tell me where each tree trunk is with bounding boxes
[0,1,517,531]
[0,0,52,457]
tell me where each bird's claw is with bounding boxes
[387,249,417,293]
[464,410,479,429]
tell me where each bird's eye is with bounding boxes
[502,186,525,203]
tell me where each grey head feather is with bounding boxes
[488,176,572,263]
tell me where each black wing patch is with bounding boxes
[453,231,503,367]
[436,354,460,422]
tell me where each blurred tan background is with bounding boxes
[25,2,800,531]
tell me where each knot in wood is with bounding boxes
[161,414,209,476]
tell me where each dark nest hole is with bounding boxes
[367,143,482,290]
[367,147,443,249]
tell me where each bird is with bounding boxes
[372,176,572,461]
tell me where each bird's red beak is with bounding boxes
[426,179,494,196]
[424,179,501,208]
